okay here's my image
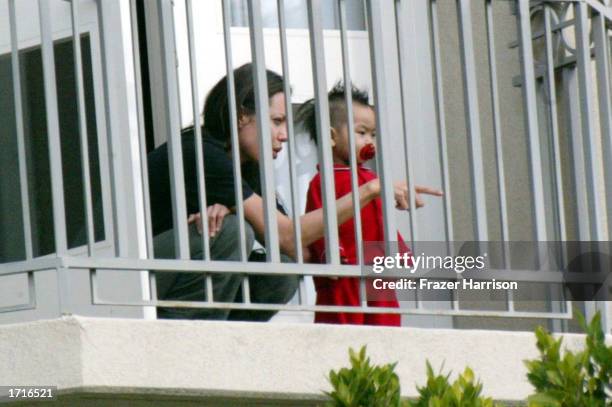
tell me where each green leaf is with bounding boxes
[527,392,562,407]
[325,346,403,407]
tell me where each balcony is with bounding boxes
[1,0,611,404]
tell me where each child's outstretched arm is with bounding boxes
[299,179,380,247]
[242,179,380,260]
[241,179,442,260]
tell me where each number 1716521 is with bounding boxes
[6,387,55,399]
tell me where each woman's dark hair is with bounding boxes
[202,63,285,147]
[296,82,370,144]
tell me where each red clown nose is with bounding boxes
[359,144,376,161]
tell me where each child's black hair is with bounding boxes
[296,82,371,144]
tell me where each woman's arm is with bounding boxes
[243,179,381,259]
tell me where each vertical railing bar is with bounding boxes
[128,0,157,306]
[520,3,560,331]
[9,0,33,261]
[452,289,460,311]
[157,0,190,259]
[543,11,566,239]
[147,270,158,302]
[518,2,557,328]
[394,0,419,246]
[205,274,214,303]
[429,0,454,255]
[242,276,251,304]
[575,2,606,241]
[608,27,612,100]
[129,0,155,259]
[485,0,510,259]
[564,68,590,239]
[38,0,68,255]
[415,288,423,310]
[128,0,158,310]
[277,0,306,305]
[89,268,98,304]
[485,0,513,312]
[517,0,548,245]
[221,0,247,263]
[574,4,604,341]
[248,0,281,263]
[56,266,73,314]
[456,0,488,242]
[591,8,612,334]
[338,0,366,305]
[277,0,303,264]
[186,0,212,261]
[71,0,95,257]
[298,276,308,307]
[592,11,612,241]
[27,271,37,309]
[608,23,611,78]
[543,4,568,270]
[307,0,340,265]
[365,0,398,250]
[94,0,120,256]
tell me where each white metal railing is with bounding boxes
[1,0,611,331]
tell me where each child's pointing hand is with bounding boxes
[411,185,444,210]
[393,182,443,210]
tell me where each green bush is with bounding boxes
[408,362,500,407]
[325,347,498,407]
[325,346,407,407]
[324,313,611,407]
[525,312,612,406]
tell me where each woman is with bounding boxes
[148,63,423,321]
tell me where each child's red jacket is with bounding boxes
[306,164,410,326]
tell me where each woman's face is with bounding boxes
[238,92,288,163]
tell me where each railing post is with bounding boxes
[307,0,340,265]
[96,0,148,259]
[574,1,610,333]
[95,0,151,318]
[38,0,68,256]
[248,0,281,263]
[365,0,399,252]
[9,0,37,313]
[220,0,246,263]
[156,0,190,259]
[517,0,548,247]
[428,0,454,249]
[394,0,421,246]
[456,0,489,242]
[575,2,607,242]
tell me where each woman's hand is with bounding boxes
[187,203,230,237]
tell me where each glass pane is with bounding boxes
[0,34,105,261]
[229,0,365,30]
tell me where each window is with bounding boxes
[0,35,105,261]
[230,0,366,30]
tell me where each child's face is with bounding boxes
[332,103,376,165]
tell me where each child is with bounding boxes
[299,83,410,327]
